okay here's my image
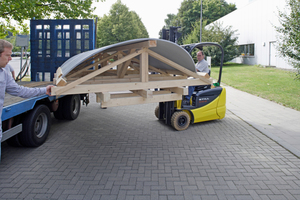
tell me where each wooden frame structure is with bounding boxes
[51,40,212,108]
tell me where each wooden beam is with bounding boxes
[140,48,149,82]
[147,49,211,84]
[163,87,188,95]
[197,72,210,79]
[101,92,182,108]
[131,89,153,98]
[67,51,120,79]
[118,49,136,78]
[66,53,103,77]
[52,48,147,95]
[116,53,124,76]
[96,92,110,103]
[51,78,211,95]
[131,57,169,76]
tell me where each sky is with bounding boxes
[93,0,252,38]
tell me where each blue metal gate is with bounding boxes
[30,19,95,81]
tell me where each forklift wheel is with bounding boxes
[171,111,190,131]
[154,105,159,119]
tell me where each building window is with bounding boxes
[239,44,255,56]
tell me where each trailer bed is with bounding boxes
[3,81,52,107]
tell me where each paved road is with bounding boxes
[0,90,300,200]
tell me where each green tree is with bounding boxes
[183,21,239,65]
[96,0,149,47]
[175,0,236,41]
[275,0,300,69]
[0,0,104,38]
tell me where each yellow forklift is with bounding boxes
[155,42,226,131]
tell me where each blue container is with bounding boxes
[30,19,95,81]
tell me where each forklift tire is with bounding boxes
[53,98,65,120]
[19,105,51,147]
[154,105,160,119]
[62,95,81,120]
[171,111,190,131]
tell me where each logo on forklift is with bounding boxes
[198,97,209,104]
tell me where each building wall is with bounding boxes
[214,0,293,69]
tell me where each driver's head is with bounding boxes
[197,51,205,62]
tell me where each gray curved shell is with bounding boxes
[59,38,196,77]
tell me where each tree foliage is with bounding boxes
[183,22,239,65]
[160,0,236,42]
[96,0,149,47]
[275,0,300,69]
[0,0,104,38]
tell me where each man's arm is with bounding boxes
[6,74,53,98]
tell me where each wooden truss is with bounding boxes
[51,40,212,108]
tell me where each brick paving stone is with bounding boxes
[0,98,300,200]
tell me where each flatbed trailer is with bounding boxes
[1,81,87,160]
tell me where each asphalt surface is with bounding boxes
[0,88,300,200]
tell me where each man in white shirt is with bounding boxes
[183,51,210,105]
[0,39,53,141]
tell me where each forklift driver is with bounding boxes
[183,50,210,105]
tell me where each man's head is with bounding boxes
[197,51,205,62]
[0,39,13,68]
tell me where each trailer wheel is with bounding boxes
[171,111,190,131]
[19,105,51,147]
[62,95,81,120]
[53,98,65,120]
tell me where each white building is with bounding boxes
[214,0,293,69]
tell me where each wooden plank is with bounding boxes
[66,53,103,77]
[101,92,182,108]
[104,40,157,52]
[67,51,120,79]
[147,49,211,84]
[51,78,211,95]
[131,89,153,98]
[140,48,149,82]
[56,77,67,86]
[131,57,169,76]
[52,48,147,95]
[118,49,136,78]
[67,74,186,85]
[96,92,110,103]
[164,87,188,95]
[197,72,210,79]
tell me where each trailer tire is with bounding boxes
[62,95,81,120]
[19,105,51,147]
[171,111,190,131]
[53,98,65,120]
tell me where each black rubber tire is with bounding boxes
[19,105,51,147]
[154,105,160,119]
[53,97,65,120]
[62,95,81,120]
[171,111,190,131]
